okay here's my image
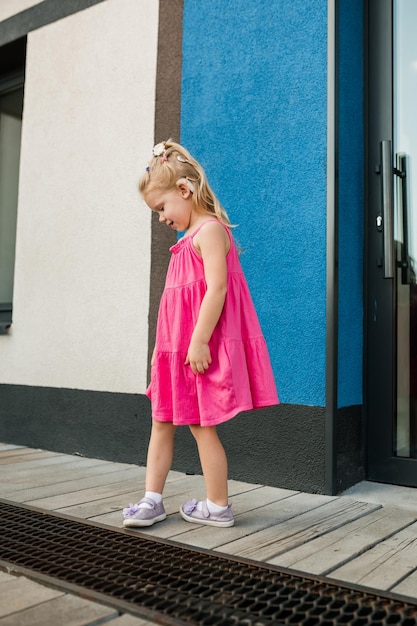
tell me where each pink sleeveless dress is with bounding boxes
[146,221,279,426]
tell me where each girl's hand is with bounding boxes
[185,342,212,374]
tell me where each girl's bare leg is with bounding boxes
[189,424,228,506]
[145,420,177,494]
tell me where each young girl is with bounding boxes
[123,140,278,528]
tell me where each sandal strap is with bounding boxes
[200,500,210,518]
[138,496,157,508]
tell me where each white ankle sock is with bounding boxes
[138,491,162,509]
[206,498,228,514]
[146,491,162,503]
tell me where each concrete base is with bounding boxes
[341,480,417,511]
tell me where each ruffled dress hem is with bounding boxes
[146,400,278,427]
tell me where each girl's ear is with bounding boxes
[176,178,194,197]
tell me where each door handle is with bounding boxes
[395,153,411,285]
[380,140,395,278]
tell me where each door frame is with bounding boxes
[365,0,417,485]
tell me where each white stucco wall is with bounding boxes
[0,0,158,394]
[0,0,43,22]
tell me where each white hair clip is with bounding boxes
[153,142,166,157]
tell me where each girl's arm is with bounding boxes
[185,221,229,374]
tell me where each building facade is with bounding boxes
[0,0,414,495]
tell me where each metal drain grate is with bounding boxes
[1,499,417,626]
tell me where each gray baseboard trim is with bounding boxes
[335,404,365,493]
[0,384,152,466]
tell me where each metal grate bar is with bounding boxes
[1,499,417,625]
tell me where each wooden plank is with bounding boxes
[0,458,117,492]
[87,509,129,528]
[0,573,12,582]
[147,484,297,539]
[0,448,47,460]
[1,460,185,502]
[0,574,64,618]
[391,568,417,598]
[0,454,74,471]
[27,476,147,510]
[0,463,144,501]
[0,593,117,626]
[329,520,417,591]
[159,492,333,548]
[215,498,380,561]
[111,615,156,625]
[5,467,144,503]
[0,451,63,465]
[0,445,25,452]
[268,507,417,576]
[41,490,145,519]
[89,482,293,534]
[34,467,188,513]
[56,474,208,520]
[1,456,111,480]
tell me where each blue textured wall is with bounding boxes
[181,0,328,405]
[337,0,364,408]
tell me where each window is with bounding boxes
[0,39,25,334]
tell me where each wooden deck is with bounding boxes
[1,443,417,625]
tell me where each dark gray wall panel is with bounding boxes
[0,384,328,493]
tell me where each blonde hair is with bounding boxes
[139,139,233,227]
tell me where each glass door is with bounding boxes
[394,0,417,459]
[366,0,417,484]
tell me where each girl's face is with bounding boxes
[144,184,194,232]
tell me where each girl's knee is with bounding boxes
[189,424,200,437]
[189,424,218,441]
[151,420,176,437]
